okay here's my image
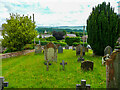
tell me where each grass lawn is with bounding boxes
[1,49,106,88]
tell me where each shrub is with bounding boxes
[23,44,34,50]
[46,36,56,41]
[53,41,67,46]
[65,37,80,46]
[73,42,80,46]
[41,41,50,46]
[80,42,88,47]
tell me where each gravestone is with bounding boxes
[44,42,57,62]
[76,80,90,90]
[81,61,94,71]
[44,60,51,71]
[35,44,42,54]
[106,50,120,89]
[83,46,85,56]
[58,46,63,53]
[60,60,67,70]
[65,45,69,49]
[0,77,8,90]
[104,46,112,56]
[76,45,83,56]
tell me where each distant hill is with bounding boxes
[35,26,87,33]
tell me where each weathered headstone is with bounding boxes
[0,77,8,90]
[58,46,63,53]
[76,45,83,56]
[65,45,69,49]
[81,61,94,71]
[44,42,57,62]
[60,60,67,70]
[106,50,120,89]
[35,44,42,54]
[76,80,90,90]
[104,46,112,56]
[44,60,51,71]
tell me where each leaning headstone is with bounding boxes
[44,42,57,62]
[60,60,67,70]
[76,44,82,56]
[104,46,112,56]
[58,46,63,53]
[0,77,8,90]
[65,45,69,49]
[35,44,42,54]
[76,80,90,90]
[81,61,94,71]
[106,50,120,89]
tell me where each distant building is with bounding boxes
[63,34,76,38]
[44,30,47,34]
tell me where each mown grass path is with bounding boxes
[1,49,106,88]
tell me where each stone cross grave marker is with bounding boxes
[60,60,67,70]
[81,61,94,71]
[65,45,69,49]
[0,77,8,90]
[58,46,63,53]
[44,42,57,62]
[76,80,90,90]
[104,46,112,56]
[35,44,42,54]
[106,50,120,89]
[44,60,51,71]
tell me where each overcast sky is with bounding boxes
[0,0,120,26]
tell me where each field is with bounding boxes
[1,49,106,88]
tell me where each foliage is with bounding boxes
[65,36,80,46]
[41,41,50,46]
[53,41,67,46]
[46,36,56,41]
[23,44,34,50]
[2,13,37,51]
[72,42,80,46]
[87,2,120,56]
[80,42,88,47]
[52,31,65,40]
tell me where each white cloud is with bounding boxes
[0,0,119,26]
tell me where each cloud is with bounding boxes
[0,0,119,26]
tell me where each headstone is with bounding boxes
[104,46,112,56]
[82,46,85,56]
[35,44,42,54]
[65,45,69,49]
[76,45,83,56]
[58,46,63,53]
[44,60,51,71]
[76,80,90,90]
[0,77,8,90]
[60,60,67,70]
[44,42,57,62]
[106,50,120,89]
[81,61,94,71]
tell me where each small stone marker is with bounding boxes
[104,46,112,56]
[60,60,67,70]
[106,50,120,89]
[58,46,63,53]
[44,42,57,62]
[35,44,42,54]
[76,80,90,90]
[81,61,94,71]
[0,77,8,90]
[65,45,69,49]
[44,60,51,71]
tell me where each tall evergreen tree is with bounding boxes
[87,2,120,56]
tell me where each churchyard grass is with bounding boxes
[1,49,106,88]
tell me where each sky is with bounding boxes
[0,0,120,26]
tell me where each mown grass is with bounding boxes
[1,49,106,88]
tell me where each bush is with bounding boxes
[80,42,88,47]
[41,41,50,46]
[114,46,120,49]
[53,41,67,46]
[65,37,80,46]
[3,49,12,53]
[23,44,34,50]
[46,36,56,41]
[73,42,80,46]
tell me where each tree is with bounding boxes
[87,2,120,56]
[2,13,37,51]
[52,31,65,40]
